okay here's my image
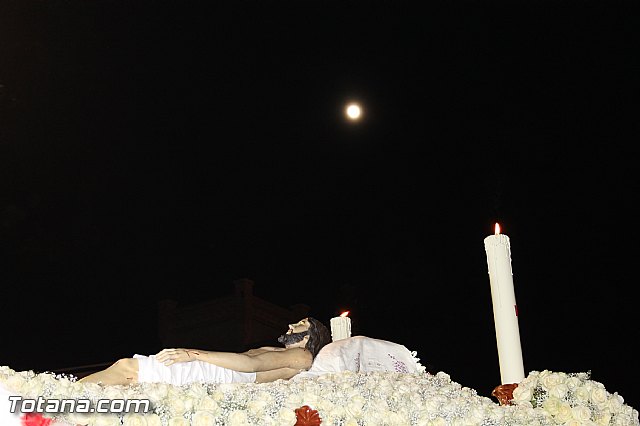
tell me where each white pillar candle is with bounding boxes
[330,312,351,341]
[484,223,525,385]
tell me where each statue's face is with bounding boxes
[287,318,310,334]
[278,318,310,347]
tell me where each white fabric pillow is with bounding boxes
[294,336,426,379]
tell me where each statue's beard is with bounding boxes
[278,330,309,346]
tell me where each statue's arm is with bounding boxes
[241,346,286,356]
[155,347,310,373]
[255,367,302,383]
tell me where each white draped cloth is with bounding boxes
[133,354,256,385]
[294,335,426,379]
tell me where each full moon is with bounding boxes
[345,103,362,120]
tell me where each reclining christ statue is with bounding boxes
[4,319,637,426]
[79,317,331,386]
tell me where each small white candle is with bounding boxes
[484,223,525,385]
[330,311,351,341]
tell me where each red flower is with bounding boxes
[21,413,53,426]
[295,405,322,426]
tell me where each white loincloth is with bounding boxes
[133,354,256,385]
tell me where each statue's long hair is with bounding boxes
[305,317,331,358]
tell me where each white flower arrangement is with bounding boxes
[1,365,638,425]
[512,370,638,426]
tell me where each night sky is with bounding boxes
[2,0,639,409]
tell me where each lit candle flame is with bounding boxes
[340,311,350,317]
[495,223,501,235]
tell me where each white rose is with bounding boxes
[486,405,505,424]
[421,395,437,411]
[511,405,534,423]
[80,382,103,395]
[300,392,319,408]
[341,380,353,391]
[67,412,95,425]
[516,399,534,410]
[426,417,447,426]
[435,371,451,381]
[541,372,563,390]
[256,391,275,405]
[183,396,195,413]
[512,384,532,403]
[69,381,87,396]
[284,392,304,408]
[613,413,634,425]
[102,386,125,401]
[607,393,624,414]
[55,377,74,396]
[228,410,249,426]
[409,392,424,407]
[386,411,408,425]
[449,417,466,426]
[35,374,53,389]
[536,370,550,383]
[168,397,186,416]
[166,386,184,401]
[574,386,591,403]
[548,383,569,400]
[211,390,225,401]
[23,378,44,396]
[376,378,394,394]
[371,397,389,413]
[623,405,637,416]
[365,408,387,425]
[395,406,411,421]
[192,410,217,426]
[122,413,148,426]
[0,366,14,374]
[247,398,268,415]
[542,369,555,377]
[143,413,163,426]
[185,385,207,400]
[142,383,169,401]
[542,396,562,416]
[276,407,297,424]
[5,373,26,393]
[94,413,123,426]
[257,416,279,426]
[345,395,365,417]
[571,405,592,422]
[344,418,360,426]
[466,406,488,423]
[396,382,411,395]
[555,403,573,423]
[566,376,582,390]
[590,386,608,407]
[448,395,466,408]
[195,395,219,412]
[323,402,343,417]
[167,416,189,426]
[595,413,612,426]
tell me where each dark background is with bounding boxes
[1,0,638,409]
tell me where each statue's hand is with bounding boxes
[155,348,200,366]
